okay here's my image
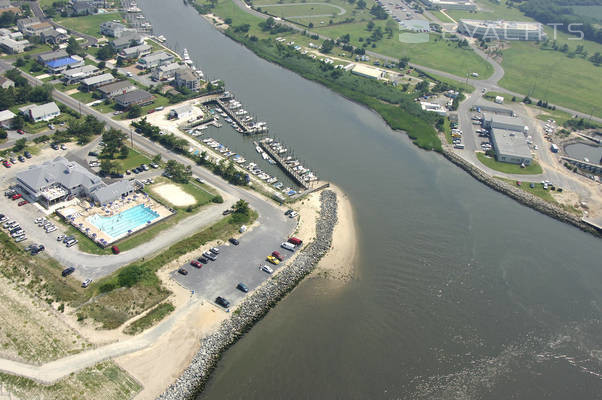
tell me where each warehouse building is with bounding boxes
[474,102,515,116]
[490,128,532,165]
[458,19,546,41]
[422,0,476,11]
[350,63,385,80]
[482,113,526,132]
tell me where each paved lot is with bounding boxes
[171,214,297,308]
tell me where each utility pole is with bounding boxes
[130,128,134,149]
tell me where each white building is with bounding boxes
[0,109,16,129]
[351,64,385,80]
[80,73,116,89]
[458,19,546,41]
[139,51,175,68]
[151,62,180,80]
[420,101,447,116]
[482,113,526,132]
[19,102,61,122]
[422,0,476,11]
[490,128,532,165]
[0,36,29,54]
[62,64,99,84]
[100,21,135,38]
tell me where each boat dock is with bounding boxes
[259,139,309,190]
[215,99,251,133]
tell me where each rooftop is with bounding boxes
[17,156,103,194]
[460,19,544,31]
[81,73,115,86]
[491,128,532,159]
[98,80,135,94]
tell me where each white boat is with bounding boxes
[255,146,262,153]
[261,153,269,160]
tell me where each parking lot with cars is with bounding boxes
[171,212,299,310]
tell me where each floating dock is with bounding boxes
[259,139,309,190]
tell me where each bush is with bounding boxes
[99,282,117,293]
[212,195,224,203]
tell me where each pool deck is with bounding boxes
[57,192,173,246]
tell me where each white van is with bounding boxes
[281,242,295,251]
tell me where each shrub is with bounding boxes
[212,195,224,203]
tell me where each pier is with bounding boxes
[215,99,251,134]
[259,139,309,190]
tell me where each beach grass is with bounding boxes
[477,152,543,175]
[123,302,175,335]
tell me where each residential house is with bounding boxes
[19,102,61,123]
[151,62,180,81]
[80,72,116,89]
[97,80,136,99]
[0,5,21,16]
[138,51,174,68]
[0,76,14,89]
[18,17,53,36]
[61,64,99,84]
[41,29,68,45]
[70,0,96,16]
[100,21,134,38]
[0,36,29,53]
[110,32,142,50]
[175,67,200,91]
[0,109,15,129]
[120,43,151,59]
[37,49,69,64]
[114,89,154,108]
[45,55,84,73]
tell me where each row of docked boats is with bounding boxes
[221,99,268,134]
[263,138,318,183]
[201,138,246,165]
[245,163,297,197]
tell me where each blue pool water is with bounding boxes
[87,204,159,239]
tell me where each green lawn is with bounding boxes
[115,147,152,171]
[55,13,123,37]
[123,302,174,335]
[2,44,52,60]
[446,0,529,21]
[497,177,557,203]
[477,152,543,175]
[69,89,98,105]
[431,10,454,23]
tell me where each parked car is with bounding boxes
[57,234,65,242]
[210,247,220,254]
[60,144,67,150]
[17,200,28,206]
[198,256,208,264]
[17,155,25,162]
[228,238,239,245]
[272,251,284,261]
[288,211,298,218]
[112,245,120,254]
[281,242,296,251]
[66,239,78,247]
[11,194,21,200]
[62,267,75,277]
[50,143,59,150]
[203,251,217,261]
[260,265,274,274]
[150,163,159,169]
[178,268,188,275]
[17,129,25,135]
[88,151,98,157]
[267,255,280,265]
[222,209,233,216]
[288,237,302,246]
[24,151,32,159]
[284,209,293,216]
[81,279,92,288]
[190,260,202,268]
[63,236,74,243]
[215,296,230,308]
[236,283,249,293]
[15,235,26,242]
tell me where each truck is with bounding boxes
[550,144,559,153]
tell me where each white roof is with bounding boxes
[0,109,16,121]
[81,73,114,86]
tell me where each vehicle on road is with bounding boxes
[260,265,274,274]
[267,255,280,265]
[236,282,249,293]
[17,129,25,135]
[81,279,92,288]
[228,238,239,245]
[222,209,233,216]
[62,267,75,277]
[190,260,202,268]
[281,242,295,251]
[178,268,188,275]
[272,251,284,261]
[215,296,230,308]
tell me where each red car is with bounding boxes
[112,245,120,254]
[17,129,25,135]
[17,200,28,206]
[190,260,202,268]
[271,251,284,261]
[11,194,21,200]
[287,237,302,246]
[2,161,10,168]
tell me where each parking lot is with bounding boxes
[376,0,426,24]
[171,214,298,310]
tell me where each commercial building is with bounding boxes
[139,51,174,68]
[120,43,151,59]
[151,62,180,81]
[458,19,546,41]
[422,0,476,11]
[19,102,61,122]
[482,113,526,132]
[174,67,200,91]
[474,102,514,116]
[97,80,136,99]
[37,49,69,64]
[420,101,447,116]
[170,104,194,120]
[350,63,385,79]
[80,73,116,89]
[0,36,29,53]
[114,89,154,108]
[0,109,16,128]
[490,128,532,165]
[16,157,133,208]
[62,64,99,84]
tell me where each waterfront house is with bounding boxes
[139,51,174,68]
[120,43,151,59]
[174,67,200,91]
[151,62,180,81]
[110,32,142,50]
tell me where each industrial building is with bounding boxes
[420,101,447,116]
[458,19,546,41]
[474,102,514,116]
[482,113,526,132]
[422,0,476,11]
[490,128,532,165]
[350,64,385,80]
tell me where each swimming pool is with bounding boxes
[87,204,160,239]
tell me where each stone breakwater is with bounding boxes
[440,142,601,238]
[157,190,338,400]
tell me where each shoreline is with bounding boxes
[155,189,340,400]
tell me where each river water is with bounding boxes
[140,1,602,398]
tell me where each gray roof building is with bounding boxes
[91,180,134,205]
[110,32,142,50]
[490,128,532,165]
[114,89,154,108]
[37,49,69,63]
[97,80,136,98]
[120,43,151,59]
[62,64,99,83]
[139,51,174,68]
[483,113,526,132]
[80,72,116,88]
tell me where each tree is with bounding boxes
[119,145,129,159]
[12,115,24,131]
[356,0,366,9]
[96,45,116,61]
[15,57,25,67]
[165,160,192,183]
[12,138,27,152]
[366,20,374,31]
[101,128,126,159]
[0,128,7,140]
[66,37,83,56]
[320,39,335,53]
[152,154,162,164]
[100,159,115,174]
[233,199,250,215]
[127,105,142,119]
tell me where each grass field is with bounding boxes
[496,177,557,203]
[124,302,175,335]
[446,0,528,21]
[477,152,543,175]
[0,362,141,400]
[115,147,152,171]
[56,13,123,37]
